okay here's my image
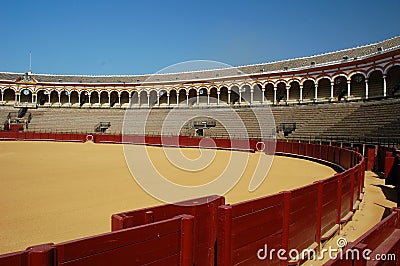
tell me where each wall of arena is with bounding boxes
[0,132,370,266]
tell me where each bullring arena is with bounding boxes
[0,36,399,265]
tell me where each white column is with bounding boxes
[48,93,51,103]
[167,93,170,106]
[228,90,231,104]
[217,91,220,105]
[383,75,387,97]
[314,84,318,102]
[68,93,71,104]
[273,86,277,104]
[196,91,199,105]
[78,93,80,105]
[207,92,210,105]
[31,93,34,103]
[286,87,290,103]
[330,81,334,101]
[239,90,242,104]
[186,93,189,106]
[176,93,179,105]
[1,92,3,102]
[365,79,369,99]
[138,93,141,106]
[108,93,111,105]
[261,88,265,104]
[299,85,303,103]
[157,92,160,106]
[118,94,121,105]
[98,94,101,104]
[250,88,254,104]
[347,80,351,100]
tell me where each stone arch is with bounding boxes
[219,86,228,104]
[333,76,348,101]
[19,88,32,103]
[264,83,274,103]
[51,90,60,104]
[178,88,186,105]
[240,84,251,104]
[159,89,168,105]
[230,85,240,104]
[317,78,331,100]
[276,82,286,103]
[37,89,48,105]
[109,91,119,107]
[289,81,300,103]
[209,87,218,105]
[302,80,315,102]
[121,91,130,106]
[3,88,15,102]
[138,90,148,106]
[100,91,109,105]
[169,89,178,105]
[188,88,197,106]
[386,65,400,97]
[90,91,99,105]
[60,90,69,104]
[253,84,263,104]
[350,73,365,99]
[198,87,207,105]
[70,91,79,105]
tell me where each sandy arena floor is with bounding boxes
[0,140,392,259]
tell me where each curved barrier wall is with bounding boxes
[0,132,366,266]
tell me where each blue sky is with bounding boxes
[1,0,399,75]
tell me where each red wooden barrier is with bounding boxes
[320,175,340,241]
[298,142,306,156]
[292,142,299,155]
[327,146,335,164]
[367,148,375,171]
[340,171,352,223]
[0,250,28,266]
[112,195,224,266]
[0,215,194,266]
[324,208,400,266]
[55,215,194,266]
[217,193,285,265]
[385,153,395,179]
[288,183,319,262]
[0,133,369,266]
[276,141,285,153]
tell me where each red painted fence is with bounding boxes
[324,208,400,266]
[0,215,194,266]
[0,132,370,265]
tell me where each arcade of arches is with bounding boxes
[1,65,399,108]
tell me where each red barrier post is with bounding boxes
[27,243,54,266]
[385,155,395,179]
[337,174,343,228]
[352,243,368,266]
[367,148,375,171]
[350,168,355,211]
[217,205,232,266]
[315,181,323,248]
[144,211,154,224]
[180,215,194,266]
[281,191,291,266]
